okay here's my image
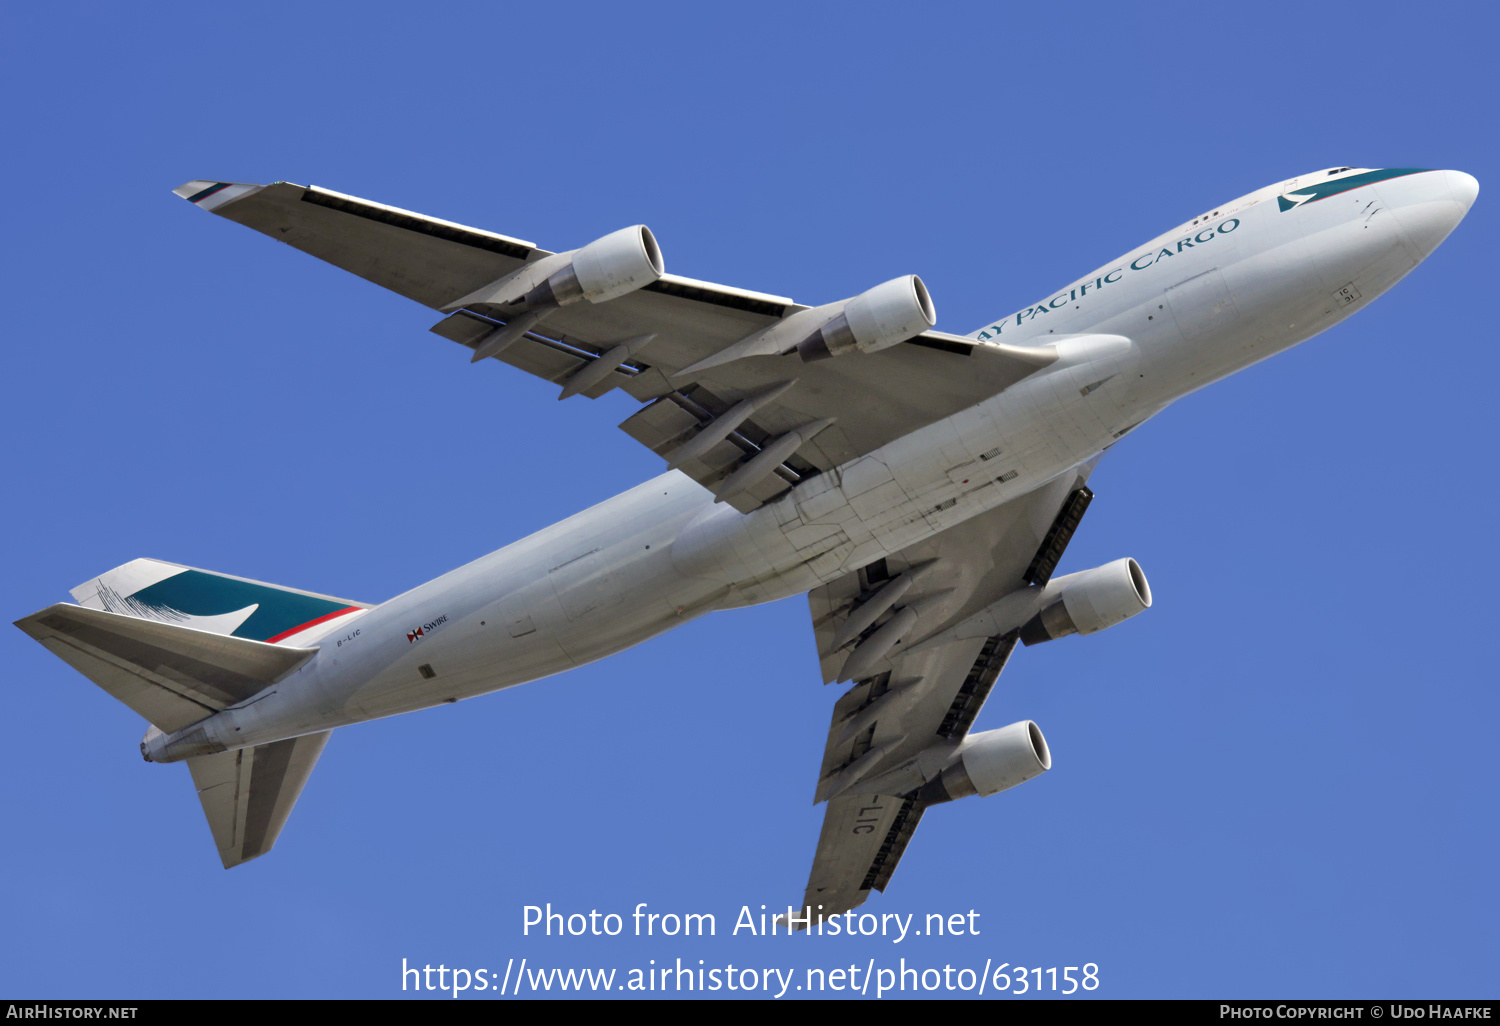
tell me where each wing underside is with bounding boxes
[181,179,1054,511]
[793,462,1098,916]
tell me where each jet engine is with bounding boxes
[520,224,664,308]
[917,720,1051,804]
[798,274,937,360]
[449,224,665,316]
[450,225,666,362]
[1020,557,1151,646]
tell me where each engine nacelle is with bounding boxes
[918,720,1051,804]
[1020,557,1151,646]
[798,274,936,360]
[523,225,664,308]
[573,224,665,303]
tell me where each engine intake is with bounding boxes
[1020,557,1151,646]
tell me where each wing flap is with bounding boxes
[619,396,703,450]
[432,310,654,401]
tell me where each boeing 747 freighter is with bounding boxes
[17,166,1477,915]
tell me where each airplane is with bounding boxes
[16,166,1477,919]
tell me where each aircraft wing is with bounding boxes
[792,461,1097,918]
[177,180,1054,512]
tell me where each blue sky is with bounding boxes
[3,0,1496,1000]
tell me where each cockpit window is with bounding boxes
[1327,167,1354,175]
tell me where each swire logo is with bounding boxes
[406,615,449,643]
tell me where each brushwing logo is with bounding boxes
[1278,190,1316,212]
[87,563,363,643]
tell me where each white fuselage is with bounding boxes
[155,168,1476,759]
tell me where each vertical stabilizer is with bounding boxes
[71,557,369,645]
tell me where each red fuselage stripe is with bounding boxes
[264,606,363,644]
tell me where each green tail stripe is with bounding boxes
[129,570,350,642]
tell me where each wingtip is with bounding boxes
[174,180,229,202]
[172,180,262,211]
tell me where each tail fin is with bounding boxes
[17,558,370,868]
[70,557,369,645]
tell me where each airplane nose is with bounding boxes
[1384,169,1477,260]
[1448,170,1479,213]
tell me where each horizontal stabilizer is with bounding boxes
[189,732,331,868]
[15,604,318,733]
